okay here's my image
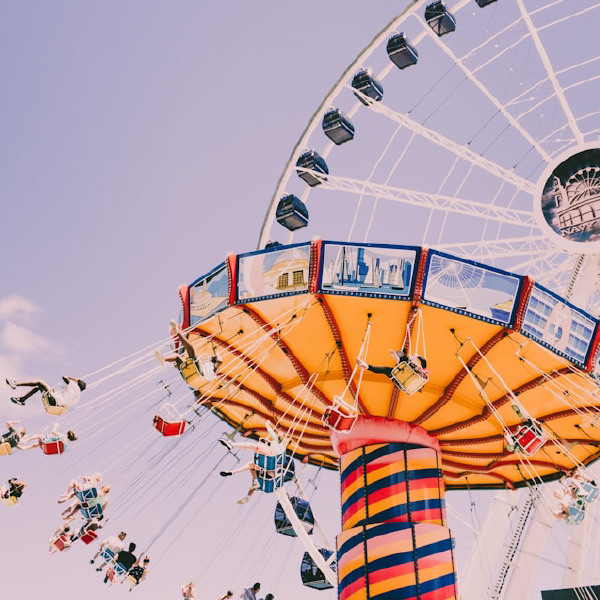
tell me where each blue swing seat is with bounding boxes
[566,501,585,525]
[578,482,599,503]
[74,487,98,504]
[254,452,295,493]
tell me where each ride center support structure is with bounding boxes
[332,416,457,600]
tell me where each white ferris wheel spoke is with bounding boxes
[423,14,553,165]
[297,169,536,227]
[516,0,585,146]
[348,86,536,195]
[433,236,552,260]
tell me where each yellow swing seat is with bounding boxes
[0,442,12,456]
[390,361,428,395]
[42,392,67,416]
[2,495,18,506]
[178,357,205,389]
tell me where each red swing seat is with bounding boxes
[153,415,186,437]
[513,423,546,456]
[323,406,358,433]
[50,534,70,552]
[80,529,98,544]
[42,439,65,455]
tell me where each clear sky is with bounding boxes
[1,2,598,600]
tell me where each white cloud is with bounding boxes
[0,295,40,322]
[1,322,64,357]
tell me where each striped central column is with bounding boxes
[332,416,457,600]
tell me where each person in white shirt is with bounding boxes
[7,376,86,408]
[90,531,127,571]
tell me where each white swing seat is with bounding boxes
[323,396,358,433]
[390,361,428,395]
[42,392,67,416]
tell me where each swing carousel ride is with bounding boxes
[169,0,600,597]
[5,1,600,599]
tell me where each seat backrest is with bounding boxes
[42,439,65,455]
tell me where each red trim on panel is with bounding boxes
[586,321,600,372]
[226,253,237,306]
[178,285,190,331]
[512,276,533,331]
[308,237,322,293]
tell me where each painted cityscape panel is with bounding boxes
[422,252,521,325]
[523,284,596,365]
[320,243,416,298]
[237,244,310,302]
[189,263,228,324]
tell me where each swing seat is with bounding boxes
[254,452,295,492]
[50,534,71,552]
[513,423,546,456]
[100,547,115,562]
[42,392,67,416]
[80,529,98,544]
[178,357,204,389]
[390,361,428,395]
[153,415,186,437]
[323,397,358,433]
[42,439,65,455]
[566,502,585,525]
[127,575,139,587]
[2,495,18,506]
[81,504,104,520]
[578,482,598,503]
[106,562,128,583]
[0,442,12,456]
[75,487,98,504]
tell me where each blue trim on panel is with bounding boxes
[421,249,523,327]
[317,240,422,301]
[235,242,311,304]
[189,261,226,288]
[521,281,599,368]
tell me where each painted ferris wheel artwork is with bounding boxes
[9,2,600,600]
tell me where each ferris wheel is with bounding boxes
[256,1,600,599]
[259,0,600,316]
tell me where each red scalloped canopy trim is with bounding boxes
[331,415,440,456]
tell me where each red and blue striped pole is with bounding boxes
[333,416,457,600]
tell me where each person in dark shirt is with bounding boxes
[104,542,137,583]
[2,477,26,500]
[1,421,27,451]
[128,555,150,590]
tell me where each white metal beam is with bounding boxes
[298,169,536,227]
[275,487,337,588]
[349,86,536,196]
[516,0,584,146]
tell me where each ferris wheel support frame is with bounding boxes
[275,487,338,588]
[500,483,560,600]
[459,489,523,600]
